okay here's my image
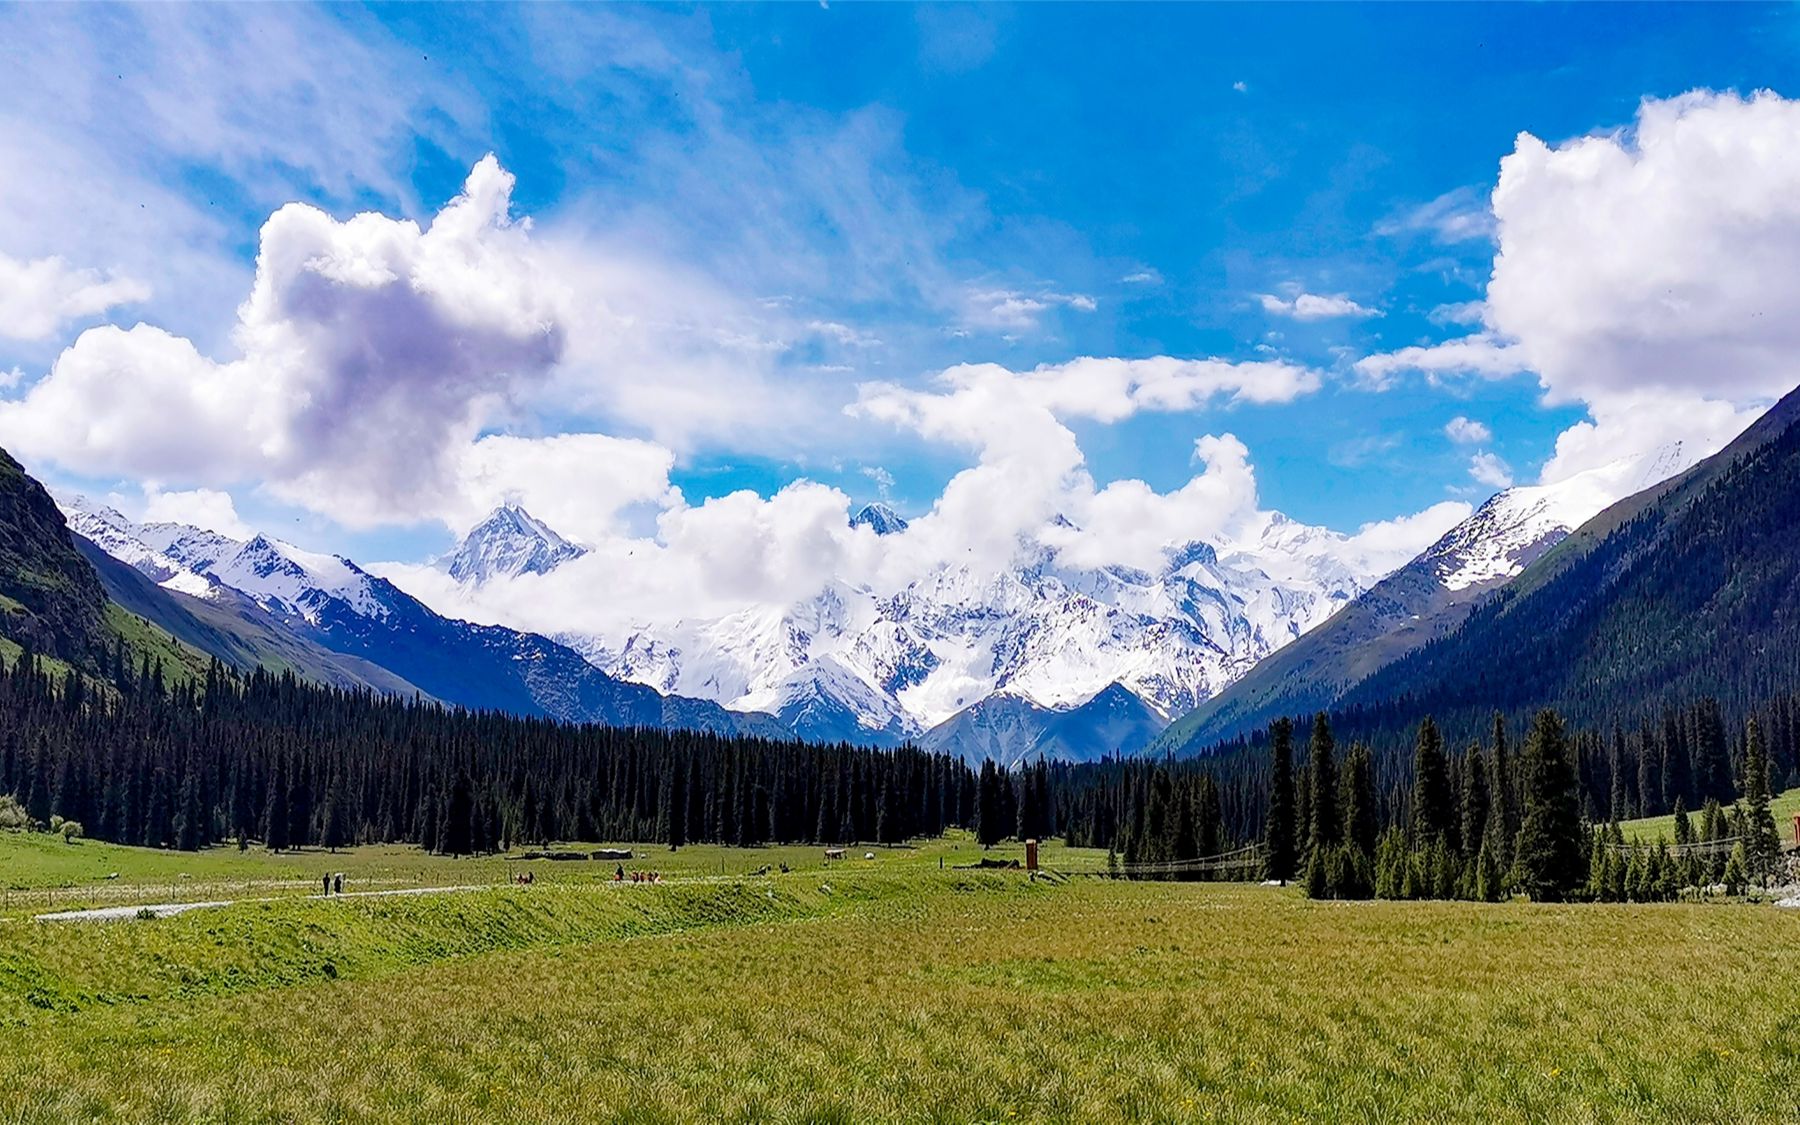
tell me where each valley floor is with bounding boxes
[3,834,1798,1123]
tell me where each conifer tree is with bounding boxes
[1741,718,1781,881]
[174,766,203,851]
[442,770,474,856]
[666,756,688,851]
[1514,709,1584,901]
[1340,742,1377,856]
[1306,713,1339,855]
[1263,718,1297,883]
[320,771,350,853]
[1488,712,1519,868]
[1411,717,1453,846]
[975,760,1003,847]
[1459,745,1489,862]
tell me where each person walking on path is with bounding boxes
[333,873,344,895]
[322,873,332,897]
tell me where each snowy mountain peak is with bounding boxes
[849,503,909,536]
[60,497,390,625]
[1426,441,1698,593]
[441,503,586,583]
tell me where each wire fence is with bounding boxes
[1051,843,1268,878]
[1602,836,1741,857]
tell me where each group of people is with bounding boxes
[319,872,345,896]
[513,870,536,886]
[614,866,662,883]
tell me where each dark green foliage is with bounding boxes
[0,448,111,669]
[1459,745,1488,862]
[1305,712,1339,855]
[0,650,972,856]
[1411,718,1453,846]
[1741,719,1781,879]
[1514,711,1585,902]
[1263,717,1297,882]
[1340,742,1377,856]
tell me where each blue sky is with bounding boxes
[0,3,1796,576]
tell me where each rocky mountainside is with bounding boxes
[1151,442,1701,756]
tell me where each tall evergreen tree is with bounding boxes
[1741,718,1781,880]
[1411,717,1454,846]
[1340,742,1377,856]
[1306,712,1340,854]
[1514,710,1585,901]
[1263,717,1298,882]
[1459,745,1489,862]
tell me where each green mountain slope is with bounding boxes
[0,448,111,668]
[1338,383,1800,730]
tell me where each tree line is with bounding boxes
[0,646,986,854]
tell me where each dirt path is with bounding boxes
[33,883,491,922]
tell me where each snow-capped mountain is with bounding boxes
[1153,441,1702,755]
[1421,441,1696,593]
[59,500,785,739]
[468,499,1390,759]
[849,502,909,536]
[437,502,587,584]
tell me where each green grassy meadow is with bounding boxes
[1619,785,1800,843]
[3,832,1799,1123]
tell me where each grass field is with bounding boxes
[3,833,1800,1122]
[0,829,1089,919]
[1619,785,1800,843]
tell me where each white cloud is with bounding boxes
[1468,451,1513,489]
[0,5,478,345]
[1339,500,1474,574]
[1120,268,1163,286]
[140,486,253,539]
[453,433,678,542]
[1429,300,1485,327]
[0,157,566,527]
[1444,416,1492,445]
[1362,91,1800,479]
[852,355,1324,577]
[1257,289,1381,321]
[960,287,1098,333]
[1353,333,1528,390]
[1232,81,1249,94]
[1376,185,1497,244]
[0,253,149,341]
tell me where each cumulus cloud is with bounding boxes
[1257,289,1381,321]
[1361,91,1800,479]
[1444,416,1492,445]
[1468,451,1514,490]
[0,156,567,526]
[141,486,253,539]
[0,253,149,341]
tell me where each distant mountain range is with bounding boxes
[61,500,787,738]
[429,497,1392,764]
[12,386,1754,766]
